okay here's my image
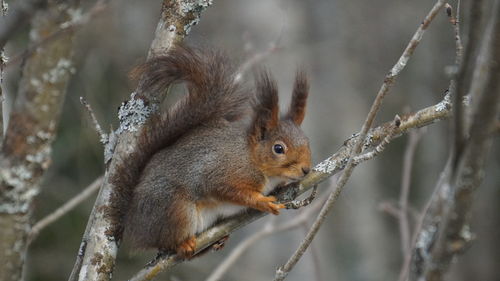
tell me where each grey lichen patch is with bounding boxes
[363,134,374,150]
[0,165,40,213]
[280,183,299,202]
[1,0,8,14]
[41,58,75,85]
[180,0,212,16]
[435,93,451,112]
[458,224,475,244]
[184,18,200,34]
[25,146,51,169]
[1,49,8,64]
[116,92,158,134]
[179,0,212,34]
[462,95,470,106]
[416,224,438,257]
[313,157,348,174]
[59,7,83,29]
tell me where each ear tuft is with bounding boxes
[249,70,280,141]
[286,70,309,125]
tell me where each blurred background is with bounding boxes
[3,0,498,280]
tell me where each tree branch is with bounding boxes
[273,2,446,279]
[128,90,454,280]
[5,0,108,68]
[68,1,213,280]
[28,176,103,244]
[205,187,328,281]
[398,128,425,257]
[0,0,46,49]
[0,1,79,280]
[408,1,500,280]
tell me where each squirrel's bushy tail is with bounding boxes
[136,45,248,155]
[109,45,248,239]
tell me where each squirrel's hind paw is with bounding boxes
[177,236,197,259]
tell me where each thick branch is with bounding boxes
[68,1,213,280]
[0,1,79,280]
[409,1,500,280]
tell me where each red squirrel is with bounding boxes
[109,45,311,258]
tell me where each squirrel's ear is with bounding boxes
[250,71,279,140]
[286,70,309,126]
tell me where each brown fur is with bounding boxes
[286,70,309,125]
[108,45,248,240]
[110,45,312,258]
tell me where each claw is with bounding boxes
[267,202,285,215]
[177,236,196,259]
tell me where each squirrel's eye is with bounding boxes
[273,144,285,154]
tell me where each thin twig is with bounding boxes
[378,201,421,224]
[205,188,329,281]
[28,176,103,244]
[398,128,425,257]
[447,0,467,172]
[302,223,323,281]
[0,0,7,131]
[273,3,446,278]
[353,115,401,164]
[80,97,108,144]
[397,183,436,281]
[273,116,400,280]
[285,185,318,209]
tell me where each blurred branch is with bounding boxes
[0,0,46,49]
[408,1,500,280]
[398,129,425,257]
[128,90,454,280]
[5,0,109,68]
[0,0,8,133]
[305,223,323,281]
[234,41,281,83]
[380,127,425,261]
[28,176,103,244]
[69,1,213,280]
[274,2,446,279]
[448,0,468,171]
[205,187,328,281]
[0,0,79,280]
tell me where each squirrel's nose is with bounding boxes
[302,167,310,175]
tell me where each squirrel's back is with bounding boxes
[109,45,250,240]
[124,119,258,249]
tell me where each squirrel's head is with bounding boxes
[249,70,311,181]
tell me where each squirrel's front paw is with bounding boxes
[267,201,286,215]
[177,236,196,259]
[259,196,285,215]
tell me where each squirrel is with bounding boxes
[108,45,311,258]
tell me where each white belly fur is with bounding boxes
[194,176,288,234]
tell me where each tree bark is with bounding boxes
[0,1,78,280]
